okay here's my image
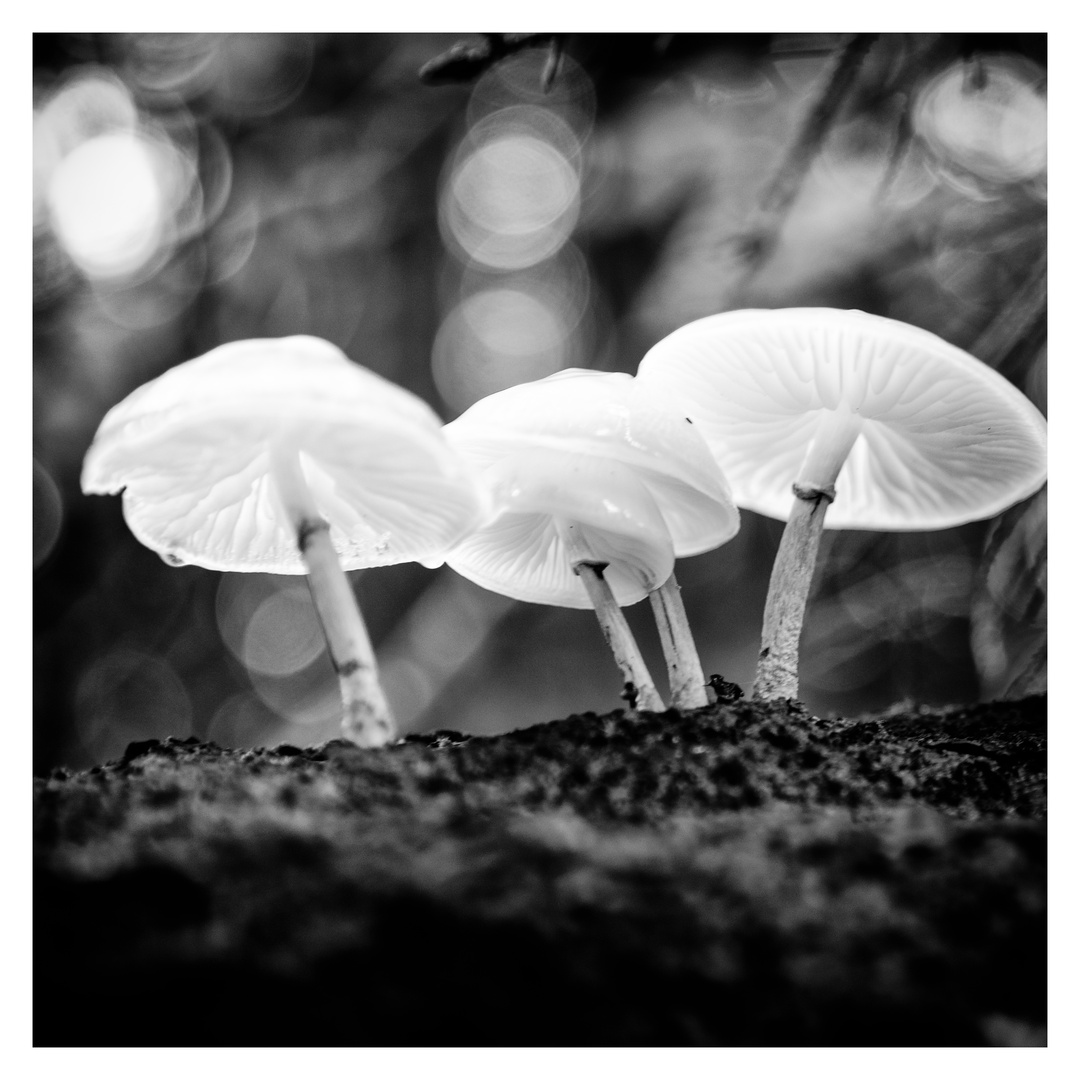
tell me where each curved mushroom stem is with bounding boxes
[557,520,664,714]
[752,483,832,700]
[752,407,862,702]
[270,444,396,747]
[296,522,395,746]
[649,570,710,709]
[575,563,666,714]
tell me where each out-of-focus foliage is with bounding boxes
[33,33,1047,773]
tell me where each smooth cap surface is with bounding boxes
[636,308,1048,530]
[443,369,739,608]
[82,336,488,572]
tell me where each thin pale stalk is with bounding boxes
[298,521,395,746]
[753,408,863,701]
[649,571,709,709]
[557,518,664,713]
[271,444,395,747]
[574,562,665,713]
[751,486,831,701]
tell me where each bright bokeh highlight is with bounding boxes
[433,286,572,413]
[36,68,203,281]
[441,107,581,271]
[47,132,174,278]
[914,56,1047,183]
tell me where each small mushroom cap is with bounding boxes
[81,336,489,572]
[636,308,1048,530]
[443,368,740,608]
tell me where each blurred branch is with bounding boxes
[968,249,1047,378]
[970,488,1046,700]
[419,33,555,86]
[541,35,565,91]
[759,34,879,220]
[875,95,916,202]
[724,33,879,304]
[1002,641,1047,700]
[419,33,740,94]
[966,236,1047,701]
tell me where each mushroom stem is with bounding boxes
[574,562,665,713]
[649,571,711,709]
[752,484,832,700]
[557,519,664,713]
[270,444,396,747]
[296,521,395,746]
[752,407,862,702]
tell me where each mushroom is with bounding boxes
[442,368,740,711]
[635,307,1048,701]
[80,335,488,747]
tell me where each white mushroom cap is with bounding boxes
[81,336,489,572]
[443,368,740,608]
[636,308,1048,530]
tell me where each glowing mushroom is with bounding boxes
[636,308,1048,701]
[81,336,488,747]
[442,369,740,711]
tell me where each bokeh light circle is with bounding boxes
[441,106,582,271]
[122,34,221,96]
[242,587,327,676]
[36,68,139,156]
[217,573,329,677]
[74,648,193,761]
[207,691,283,749]
[458,136,576,236]
[432,285,574,413]
[122,33,314,118]
[466,47,597,141]
[34,69,139,227]
[46,130,189,279]
[914,55,1047,184]
[33,459,64,569]
[34,66,211,297]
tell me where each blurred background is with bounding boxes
[33,33,1047,774]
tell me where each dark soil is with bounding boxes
[33,694,1046,1047]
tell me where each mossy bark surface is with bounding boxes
[34,694,1046,1047]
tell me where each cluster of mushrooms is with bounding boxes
[81,309,1048,747]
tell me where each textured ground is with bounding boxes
[33,693,1046,1047]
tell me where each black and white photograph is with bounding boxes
[31,28,1051,1053]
